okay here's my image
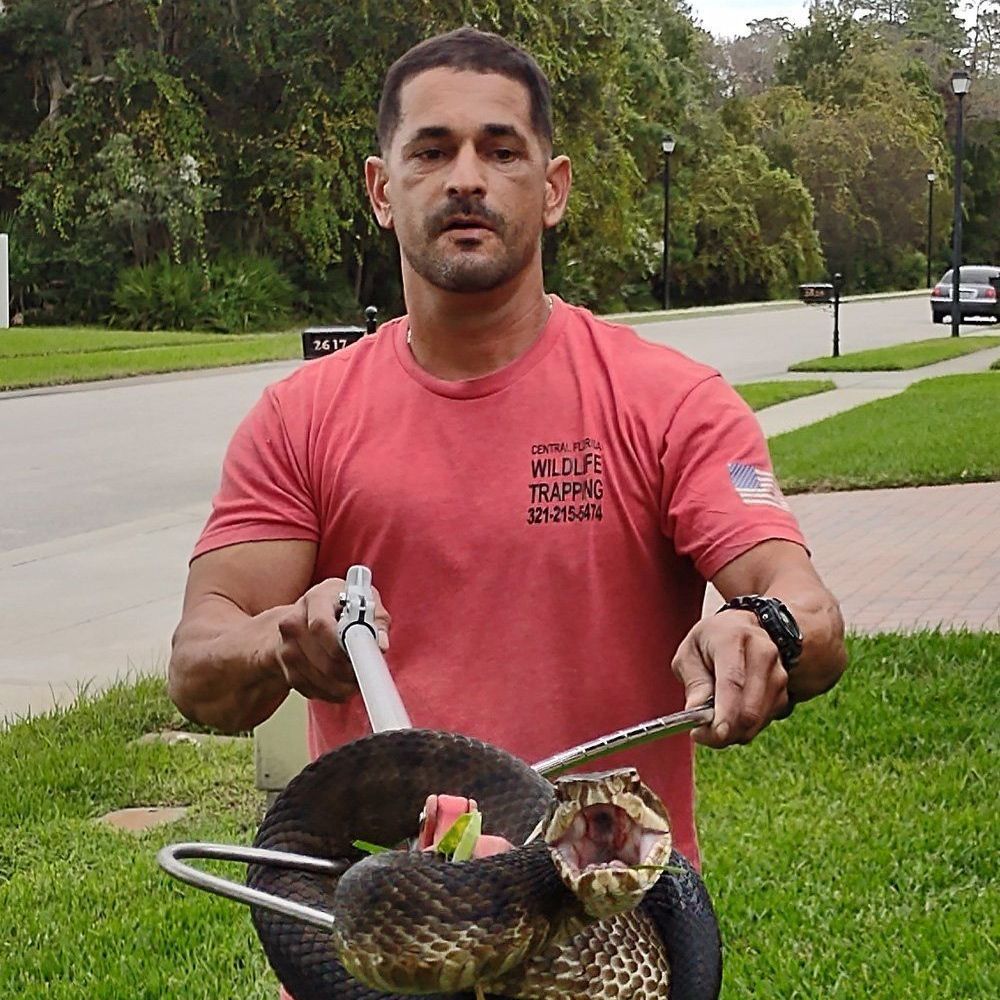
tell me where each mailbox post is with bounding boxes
[797,273,844,357]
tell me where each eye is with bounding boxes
[414,148,444,162]
[493,147,518,162]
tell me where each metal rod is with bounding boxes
[926,175,934,289]
[156,843,344,930]
[662,149,671,311]
[0,234,8,330]
[533,699,714,777]
[343,627,411,731]
[951,93,965,338]
[338,565,411,732]
[832,273,842,358]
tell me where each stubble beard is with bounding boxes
[403,200,537,293]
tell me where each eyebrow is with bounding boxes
[403,123,528,146]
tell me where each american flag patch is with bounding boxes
[727,462,790,511]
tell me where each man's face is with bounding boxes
[367,67,566,294]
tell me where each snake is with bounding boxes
[248,728,722,1000]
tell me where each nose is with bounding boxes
[445,141,487,199]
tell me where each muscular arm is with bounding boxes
[169,539,389,733]
[168,540,315,732]
[672,539,847,747]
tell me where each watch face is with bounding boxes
[773,602,803,640]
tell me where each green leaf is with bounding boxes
[352,838,392,855]
[435,810,482,861]
[451,810,483,862]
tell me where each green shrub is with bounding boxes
[112,255,207,330]
[204,254,294,333]
[112,254,293,332]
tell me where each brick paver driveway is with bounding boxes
[789,481,1000,633]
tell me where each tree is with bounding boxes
[711,18,794,98]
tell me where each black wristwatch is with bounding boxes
[717,595,803,719]
[716,594,803,668]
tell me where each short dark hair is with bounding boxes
[376,27,553,154]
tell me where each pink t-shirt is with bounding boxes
[194,296,804,871]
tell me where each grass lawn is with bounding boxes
[771,372,1000,492]
[788,333,1000,372]
[698,630,997,998]
[0,326,302,390]
[735,379,835,411]
[2,630,996,997]
[0,679,274,998]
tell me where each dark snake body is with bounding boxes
[248,729,722,1000]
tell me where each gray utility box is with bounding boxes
[798,283,834,304]
[301,326,365,359]
[254,692,310,803]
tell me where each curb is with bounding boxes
[608,289,928,326]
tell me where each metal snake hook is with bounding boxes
[339,565,715,773]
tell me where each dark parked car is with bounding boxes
[930,265,1000,323]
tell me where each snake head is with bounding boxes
[537,768,672,919]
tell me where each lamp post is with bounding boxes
[925,170,935,289]
[950,69,971,338]
[661,135,675,311]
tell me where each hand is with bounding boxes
[671,610,790,748]
[273,578,391,703]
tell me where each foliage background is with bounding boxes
[0,0,997,325]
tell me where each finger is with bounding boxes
[278,610,356,699]
[371,586,392,651]
[700,634,748,748]
[302,590,343,658]
[276,645,345,701]
[735,636,782,743]
[671,637,716,712]
[671,638,718,746]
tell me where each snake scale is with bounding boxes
[248,729,722,1000]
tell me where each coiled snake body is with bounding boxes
[248,729,722,1000]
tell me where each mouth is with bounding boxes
[439,216,495,237]
[550,802,665,871]
[539,769,673,919]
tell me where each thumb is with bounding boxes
[671,643,716,711]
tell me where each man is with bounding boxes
[168,27,847,873]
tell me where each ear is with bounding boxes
[365,156,394,230]
[542,154,572,229]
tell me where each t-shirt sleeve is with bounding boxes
[191,386,319,561]
[660,374,806,581]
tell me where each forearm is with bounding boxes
[783,586,847,703]
[168,596,291,732]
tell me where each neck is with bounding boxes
[402,263,552,381]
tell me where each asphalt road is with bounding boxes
[2,293,931,552]
[0,292,935,721]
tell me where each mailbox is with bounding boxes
[301,326,366,359]
[301,306,379,360]
[798,283,834,304]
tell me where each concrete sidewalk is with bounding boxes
[756,344,1000,436]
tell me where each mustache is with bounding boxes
[425,197,505,237]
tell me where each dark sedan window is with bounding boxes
[939,267,1000,284]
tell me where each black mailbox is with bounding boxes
[798,283,834,304]
[301,326,365,359]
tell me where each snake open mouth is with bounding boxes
[540,768,673,919]
[551,801,663,871]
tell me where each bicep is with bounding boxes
[183,539,318,618]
